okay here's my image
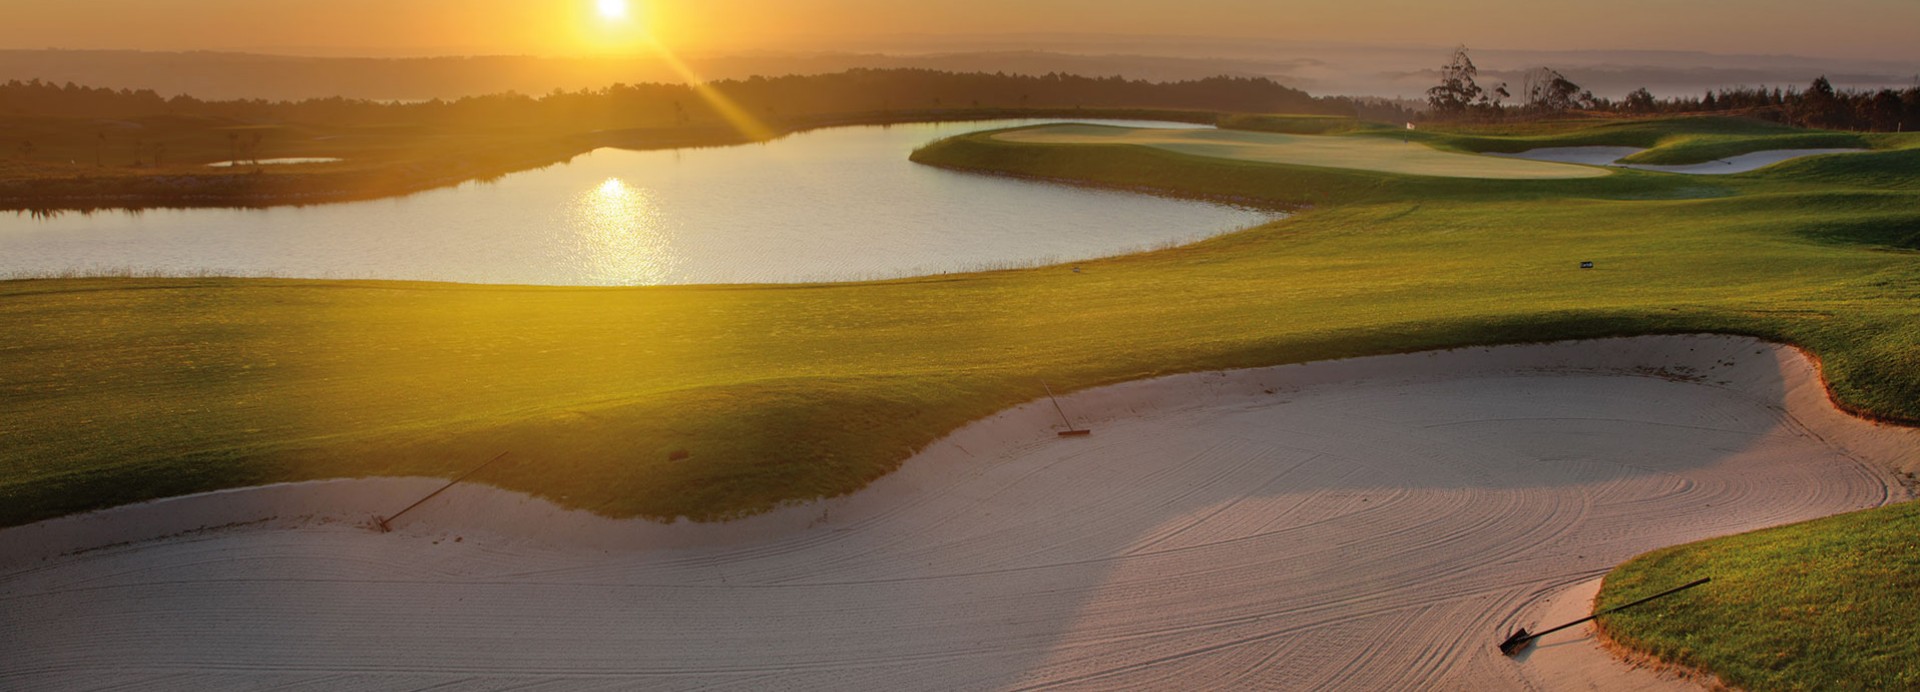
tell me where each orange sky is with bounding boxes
[4,0,1920,61]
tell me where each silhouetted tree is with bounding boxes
[1890,89,1912,129]
[1867,89,1902,131]
[1622,88,1657,114]
[1427,46,1487,116]
[1797,76,1839,128]
[1520,68,1594,114]
[1427,47,1508,119]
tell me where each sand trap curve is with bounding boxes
[993,125,1611,179]
[2,336,1914,690]
[1491,146,1868,174]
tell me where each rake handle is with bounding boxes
[376,451,510,531]
[1040,380,1078,432]
[1532,576,1712,641]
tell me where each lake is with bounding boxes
[0,120,1279,286]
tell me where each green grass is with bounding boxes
[1599,501,1920,691]
[1323,115,1883,165]
[1215,113,1384,136]
[3,114,1919,687]
[991,124,1611,179]
[1613,132,1869,165]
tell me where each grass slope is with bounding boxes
[1599,501,1920,690]
[992,124,1610,179]
[3,115,1919,687]
[1366,116,1880,165]
[1219,113,1902,166]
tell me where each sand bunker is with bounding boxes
[2,336,1913,690]
[1491,146,1866,174]
[993,125,1611,179]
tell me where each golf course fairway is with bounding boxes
[3,115,1920,688]
[993,123,1614,179]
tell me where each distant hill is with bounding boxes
[2,47,1912,102]
[0,50,1309,102]
[0,68,1391,126]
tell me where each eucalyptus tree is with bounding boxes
[1427,46,1508,119]
[1520,68,1595,114]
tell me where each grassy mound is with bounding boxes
[990,124,1612,179]
[1215,113,1381,136]
[1600,500,1920,690]
[1312,116,1877,165]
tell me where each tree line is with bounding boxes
[1426,47,1920,132]
[0,68,1416,131]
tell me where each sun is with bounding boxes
[576,0,652,53]
[578,0,651,54]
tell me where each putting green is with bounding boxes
[993,124,1613,180]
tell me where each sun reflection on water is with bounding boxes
[567,177,679,285]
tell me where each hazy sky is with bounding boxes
[5,0,1920,61]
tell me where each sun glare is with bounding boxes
[578,0,649,55]
[570,177,677,285]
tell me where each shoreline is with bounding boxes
[0,108,1222,214]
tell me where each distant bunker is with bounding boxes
[993,124,1613,180]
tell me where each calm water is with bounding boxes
[1,120,1278,286]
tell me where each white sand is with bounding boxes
[1491,146,1867,174]
[2,335,1912,690]
[1509,578,1708,691]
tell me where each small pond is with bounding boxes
[2,120,1279,285]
